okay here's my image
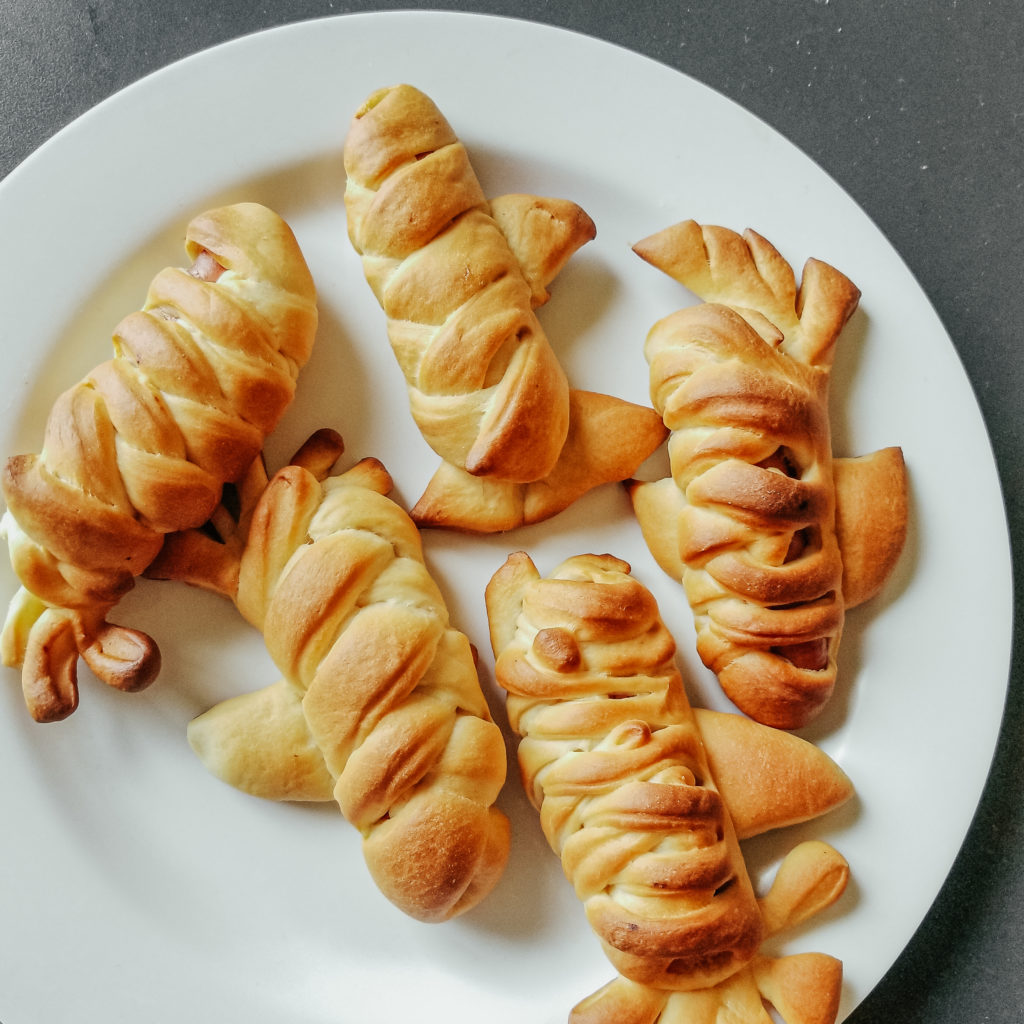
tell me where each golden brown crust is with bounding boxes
[630,447,909,615]
[642,299,845,729]
[486,551,763,991]
[756,840,850,938]
[344,83,570,482]
[573,953,843,1024]
[630,221,906,729]
[489,193,597,307]
[188,459,510,923]
[752,953,843,1024]
[633,220,861,367]
[1,202,317,721]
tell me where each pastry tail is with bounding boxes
[411,390,666,532]
[13,602,160,723]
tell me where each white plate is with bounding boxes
[0,12,1012,1023]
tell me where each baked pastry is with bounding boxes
[1,203,317,722]
[486,551,765,990]
[629,221,907,728]
[344,84,666,531]
[179,449,510,923]
[486,550,851,1020]
[344,83,572,481]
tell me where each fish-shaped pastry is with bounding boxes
[152,433,511,924]
[1,204,317,721]
[343,83,667,532]
[485,551,853,1021]
[629,221,908,728]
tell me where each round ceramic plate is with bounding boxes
[0,12,1012,1023]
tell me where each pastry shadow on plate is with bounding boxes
[188,148,348,231]
[531,249,622,364]
[827,304,869,458]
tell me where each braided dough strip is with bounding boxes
[344,84,667,531]
[487,552,851,1020]
[486,551,765,991]
[344,83,571,482]
[185,454,511,923]
[630,221,907,729]
[1,203,317,721]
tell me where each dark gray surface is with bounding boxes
[2,2,1021,1021]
